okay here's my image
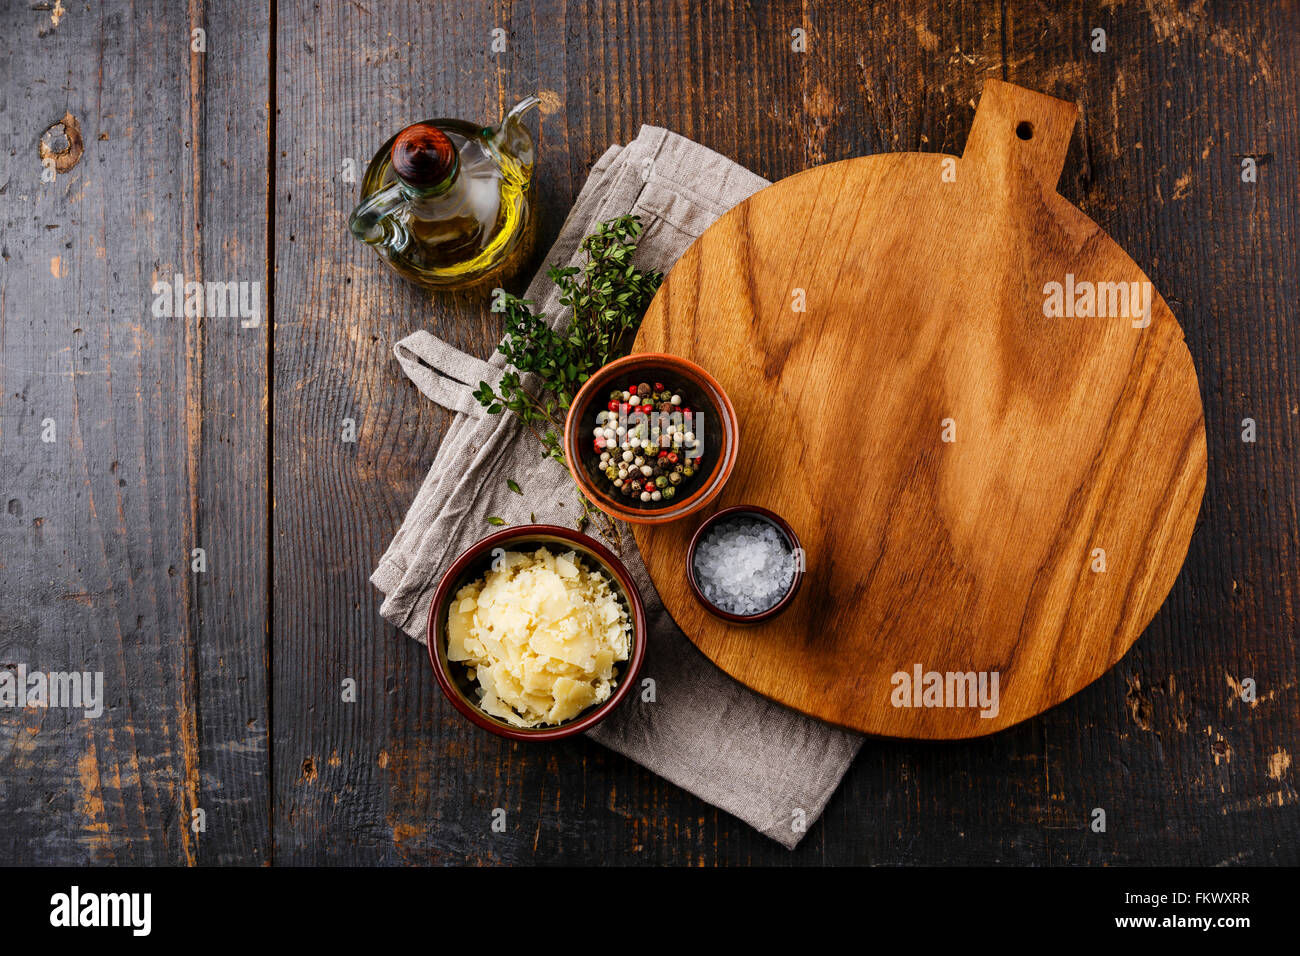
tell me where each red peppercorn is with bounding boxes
[658,450,669,458]
[683,407,693,416]
[667,452,678,463]
[607,400,619,412]
[594,438,604,451]
[640,404,653,414]
[653,382,664,392]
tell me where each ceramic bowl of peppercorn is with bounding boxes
[563,352,739,525]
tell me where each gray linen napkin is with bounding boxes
[371,126,864,848]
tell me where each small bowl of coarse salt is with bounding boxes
[686,505,804,624]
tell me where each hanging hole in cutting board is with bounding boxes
[1016,120,1034,140]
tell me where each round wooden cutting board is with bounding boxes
[631,80,1206,739]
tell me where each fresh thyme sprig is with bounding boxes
[473,214,663,548]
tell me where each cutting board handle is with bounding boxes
[962,79,1079,191]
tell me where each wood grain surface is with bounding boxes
[0,0,270,864]
[633,79,1207,738]
[1,0,1296,865]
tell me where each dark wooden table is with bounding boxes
[2,0,1296,866]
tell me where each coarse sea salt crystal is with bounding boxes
[692,517,795,615]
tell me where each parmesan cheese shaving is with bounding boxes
[447,547,632,727]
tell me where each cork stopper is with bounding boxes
[391,123,458,190]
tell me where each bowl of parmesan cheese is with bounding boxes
[427,525,647,739]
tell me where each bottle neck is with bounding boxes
[400,155,459,198]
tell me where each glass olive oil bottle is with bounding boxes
[349,95,540,291]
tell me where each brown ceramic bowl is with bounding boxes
[685,505,804,625]
[563,353,739,525]
[426,525,647,741]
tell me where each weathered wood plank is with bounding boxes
[0,0,270,864]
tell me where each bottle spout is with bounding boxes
[487,94,541,168]
[504,94,542,125]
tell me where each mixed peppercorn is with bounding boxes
[591,380,702,504]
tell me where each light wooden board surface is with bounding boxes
[634,80,1207,738]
